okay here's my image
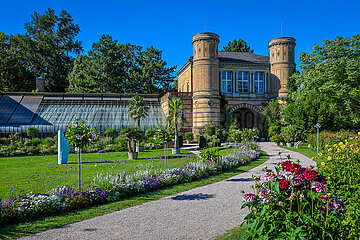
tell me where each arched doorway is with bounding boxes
[233,108,257,129]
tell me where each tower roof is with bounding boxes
[218,51,269,65]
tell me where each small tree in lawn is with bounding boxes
[119,126,143,159]
[167,98,186,154]
[128,96,149,151]
[65,118,97,191]
[26,127,39,138]
[154,124,173,168]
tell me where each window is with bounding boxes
[237,72,249,93]
[254,72,264,93]
[221,71,232,93]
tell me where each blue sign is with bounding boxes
[58,130,70,164]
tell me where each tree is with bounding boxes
[261,99,283,137]
[26,127,39,138]
[128,96,149,129]
[283,35,360,136]
[67,35,176,94]
[0,33,35,91]
[19,8,82,92]
[223,39,254,53]
[167,98,186,152]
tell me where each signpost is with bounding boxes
[58,130,70,164]
[315,123,321,155]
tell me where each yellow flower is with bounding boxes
[337,149,341,153]
[341,145,346,149]
[321,162,325,167]
[327,156,332,161]
[328,148,333,152]
[311,157,314,160]
[358,132,360,135]
[319,152,323,156]
[325,144,329,148]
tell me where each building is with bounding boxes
[163,32,296,136]
[0,32,295,138]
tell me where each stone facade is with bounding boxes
[169,32,295,137]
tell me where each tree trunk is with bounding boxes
[78,149,82,192]
[174,124,178,149]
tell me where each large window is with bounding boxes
[237,72,249,93]
[254,72,264,93]
[221,71,232,93]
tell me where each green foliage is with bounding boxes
[42,137,54,146]
[30,138,41,146]
[222,39,254,53]
[19,8,82,92]
[67,35,176,94]
[185,132,194,142]
[200,148,220,164]
[0,32,35,92]
[64,118,98,149]
[199,135,207,148]
[205,124,216,136]
[26,127,39,138]
[128,96,149,128]
[113,138,127,152]
[281,125,299,143]
[119,126,143,153]
[104,128,118,139]
[167,98,186,149]
[228,122,242,142]
[283,35,360,135]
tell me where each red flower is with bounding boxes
[303,170,318,181]
[289,163,301,173]
[279,179,290,190]
[281,161,293,171]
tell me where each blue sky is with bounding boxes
[1,0,359,73]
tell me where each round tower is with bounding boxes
[192,32,220,135]
[268,37,296,98]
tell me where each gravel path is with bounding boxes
[21,142,316,240]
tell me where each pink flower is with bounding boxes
[259,189,273,203]
[291,176,305,187]
[242,193,256,204]
[264,172,276,182]
[312,181,326,193]
[279,179,290,190]
[329,200,346,211]
[303,170,318,181]
[290,193,296,200]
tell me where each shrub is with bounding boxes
[242,160,346,239]
[104,128,118,139]
[205,124,216,136]
[198,135,207,148]
[113,138,127,152]
[30,138,41,146]
[200,148,220,164]
[42,137,54,146]
[185,132,194,142]
[26,127,39,138]
[177,135,183,147]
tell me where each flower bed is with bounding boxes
[242,159,347,239]
[0,148,260,226]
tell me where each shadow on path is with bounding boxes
[226,177,253,182]
[171,193,215,201]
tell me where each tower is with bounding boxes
[191,32,220,135]
[268,37,296,97]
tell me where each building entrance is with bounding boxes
[232,108,257,129]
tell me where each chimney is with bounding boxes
[36,77,45,92]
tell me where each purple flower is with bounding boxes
[242,193,256,204]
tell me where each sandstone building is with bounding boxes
[162,32,296,137]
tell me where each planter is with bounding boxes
[128,152,138,160]
[186,140,190,144]
[172,148,180,154]
[136,145,144,152]
[280,142,285,146]
[275,142,280,146]
[286,142,293,147]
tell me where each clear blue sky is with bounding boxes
[1,0,359,73]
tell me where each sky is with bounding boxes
[1,0,359,73]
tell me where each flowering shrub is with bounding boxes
[270,133,284,144]
[318,136,360,238]
[242,159,347,239]
[65,118,98,149]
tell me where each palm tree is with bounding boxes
[128,95,149,129]
[167,98,186,153]
[128,96,149,152]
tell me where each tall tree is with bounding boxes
[0,33,35,92]
[20,8,82,92]
[223,39,254,52]
[167,98,186,152]
[283,35,360,134]
[67,35,176,94]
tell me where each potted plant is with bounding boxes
[185,132,193,144]
[282,125,298,147]
[120,126,143,159]
[128,96,149,152]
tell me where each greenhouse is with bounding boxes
[0,93,166,136]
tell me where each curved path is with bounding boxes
[21,143,315,240]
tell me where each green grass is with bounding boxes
[0,149,196,200]
[216,223,248,240]
[0,151,269,239]
[280,145,320,163]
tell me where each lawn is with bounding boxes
[0,151,269,239]
[1,149,196,200]
[280,144,319,163]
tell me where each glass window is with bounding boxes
[254,72,264,93]
[237,72,249,93]
[221,71,232,93]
